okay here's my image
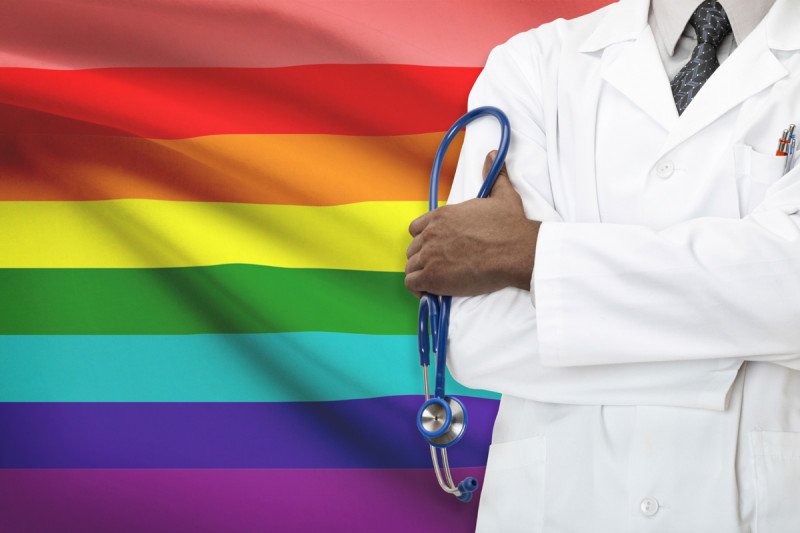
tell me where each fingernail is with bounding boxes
[488,151,497,162]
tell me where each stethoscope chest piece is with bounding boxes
[416,396,467,448]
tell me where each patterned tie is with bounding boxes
[670,0,732,115]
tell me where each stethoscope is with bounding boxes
[416,106,510,502]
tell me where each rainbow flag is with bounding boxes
[0,1,604,530]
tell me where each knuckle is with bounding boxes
[418,272,430,289]
[422,262,437,280]
[409,215,425,235]
[406,238,418,258]
[415,248,425,266]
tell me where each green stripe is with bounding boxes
[0,333,498,402]
[0,266,417,335]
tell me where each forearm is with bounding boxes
[534,176,800,367]
[447,286,743,411]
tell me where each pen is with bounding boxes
[785,124,796,175]
[777,128,789,156]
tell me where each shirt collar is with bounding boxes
[651,0,776,55]
[578,0,650,53]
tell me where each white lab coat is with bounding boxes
[446,0,800,531]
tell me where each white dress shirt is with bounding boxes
[651,0,775,80]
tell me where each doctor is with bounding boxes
[405,0,800,531]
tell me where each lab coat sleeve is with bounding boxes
[445,36,563,295]
[534,168,800,369]
[445,39,747,411]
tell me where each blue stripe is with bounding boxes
[0,398,498,468]
[0,333,499,402]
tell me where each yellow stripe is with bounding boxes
[0,200,432,271]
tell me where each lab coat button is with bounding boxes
[655,161,674,178]
[640,497,659,517]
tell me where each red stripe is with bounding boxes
[0,65,480,138]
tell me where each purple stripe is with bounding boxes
[0,397,497,468]
[0,468,484,532]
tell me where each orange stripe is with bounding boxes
[0,133,460,204]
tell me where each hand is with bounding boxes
[405,151,541,297]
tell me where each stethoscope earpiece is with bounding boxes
[455,477,479,502]
[415,106,511,502]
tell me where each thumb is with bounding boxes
[482,150,507,181]
[483,151,519,201]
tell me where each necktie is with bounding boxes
[670,0,732,115]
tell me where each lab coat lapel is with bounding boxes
[600,26,679,133]
[655,25,787,160]
[560,56,603,223]
[579,0,677,132]
[767,0,800,53]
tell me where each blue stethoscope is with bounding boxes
[416,106,510,502]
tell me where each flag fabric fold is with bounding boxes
[0,1,604,530]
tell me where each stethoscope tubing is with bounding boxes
[416,106,511,501]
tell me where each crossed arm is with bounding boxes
[403,43,800,409]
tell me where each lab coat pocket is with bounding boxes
[750,430,800,532]
[476,435,546,533]
[735,144,787,214]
